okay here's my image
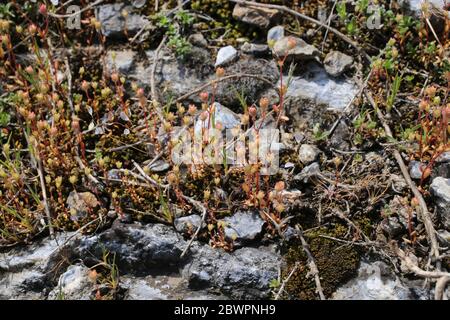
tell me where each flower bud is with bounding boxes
[200,92,209,103]
[216,67,225,78]
[259,97,269,111]
[39,4,47,15]
[274,181,285,192]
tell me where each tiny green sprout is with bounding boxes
[269,279,281,289]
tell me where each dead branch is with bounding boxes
[274,262,300,300]
[394,245,450,279]
[150,35,168,114]
[180,196,208,258]
[296,226,326,300]
[132,160,169,188]
[435,276,450,300]
[175,73,274,103]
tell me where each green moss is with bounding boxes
[282,225,361,299]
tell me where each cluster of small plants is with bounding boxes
[0,1,300,250]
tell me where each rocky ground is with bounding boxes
[0,0,449,300]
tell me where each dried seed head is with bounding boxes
[71,116,80,132]
[0,19,10,31]
[200,111,209,121]
[411,197,419,207]
[256,190,265,201]
[177,105,185,115]
[27,111,36,122]
[37,120,47,130]
[259,97,269,111]
[425,86,437,98]
[287,37,297,50]
[136,87,145,98]
[49,126,57,137]
[55,176,63,189]
[81,80,90,91]
[419,99,428,111]
[28,24,37,35]
[167,172,177,185]
[188,104,197,115]
[111,72,119,83]
[216,67,225,78]
[241,114,249,125]
[275,203,285,213]
[274,181,285,192]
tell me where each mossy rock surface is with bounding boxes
[283,225,361,300]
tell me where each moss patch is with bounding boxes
[282,225,361,299]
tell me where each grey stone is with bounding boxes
[122,274,228,300]
[132,0,146,8]
[266,62,359,116]
[436,151,450,163]
[0,232,75,299]
[324,51,354,77]
[332,261,429,300]
[105,50,135,74]
[134,50,277,107]
[391,174,408,193]
[123,277,168,300]
[107,169,122,181]
[214,57,279,108]
[380,216,404,238]
[267,25,284,43]
[194,102,241,137]
[329,120,351,150]
[232,4,280,29]
[401,0,448,32]
[66,192,100,222]
[183,245,282,299]
[430,177,450,229]
[273,36,320,61]
[72,221,188,273]
[222,211,265,246]
[131,48,211,103]
[96,4,149,39]
[147,160,170,173]
[241,42,270,56]
[402,0,447,17]
[387,196,417,230]
[432,162,450,179]
[188,33,208,47]
[215,46,238,67]
[294,162,321,183]
[298,144,321,164]
[48,265,94,300]
[409,160,428,180]
[434,151,450,179]
[174,215,203,235]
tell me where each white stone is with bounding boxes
[215,46,238,67]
